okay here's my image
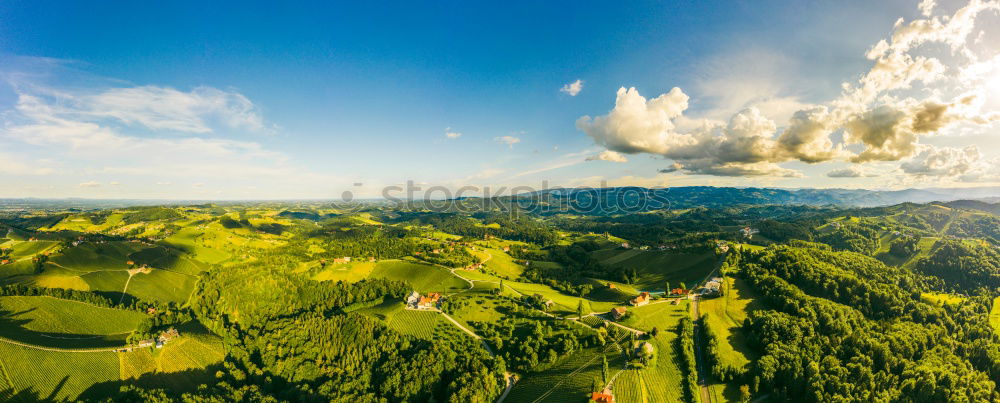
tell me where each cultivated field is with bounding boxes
[0,296,144,348]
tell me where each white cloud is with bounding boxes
[827,166,872,178]
[78,181,101,188]
[918,0,936,17]
[577,87,690,155]
[576,0,1000,178]
[560,79,584,96]
[0,79,342,198]
[445,128,462,139]
[900,145,985,177]
[16,85,266,134]
[585,150,628,163]
[494,135,521,147]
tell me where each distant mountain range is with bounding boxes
[505,186,1000,212]
[5,186,1000,211]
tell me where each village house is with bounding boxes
[611,307,627,321]
[590,387,615,403]
[620,242,630,249]
[670,288,687,296]
[0,259,9,265]
[405,291,421,307]
[739,227,759,239]
[417,292,442,309]
[607,283,616,290]
[368,256,376,262]
[155,328,180,348]
[502,246,510,252]
[702,277,723,296]
[332,257,352,264]
[630,292,650,307]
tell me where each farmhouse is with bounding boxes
[611,307,627,321]
[702,277,723,296]
[418,292,442,309]
[620,242,630,249]
[590,387,615,402]
[405,291,421,307]
[630,292,650,306]
[670,288,688,296]
[739,226,759,239]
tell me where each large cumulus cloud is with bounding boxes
[577,0,1000,179]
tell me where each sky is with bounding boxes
[1,0,1000,199]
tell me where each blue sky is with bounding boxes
[1,0,1000,199]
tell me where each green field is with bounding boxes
[0,342,121,402]
[699,277,761,400]
[618,299,689,332]
[473,246,526,278]
[369,260,469,293]
[119,324,226,391]
[591,248,718,291]
[0,296,145,348]
[313,261,376,283]
[8,241,60,261]
[920,292,965,307]
[613,304,688,402]
[506,346,625,402]
[355,301,443,340]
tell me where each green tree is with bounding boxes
[602,354,609,383]
[577,300,586,319]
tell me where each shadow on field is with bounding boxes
[90,290,140,306]
[0,308,127,349]
[0,387,44,403]
[77,363,225,401]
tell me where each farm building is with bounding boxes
[611,307,627,321]
[702,277,723,296]
[417,292,441,309]
[630,292,650,307]
[590,387,615,402]
[739,226,759,239]
[405,291,421,307]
